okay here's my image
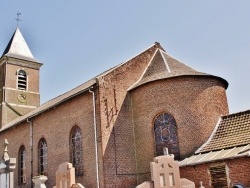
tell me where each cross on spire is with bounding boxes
[15,11,21,27]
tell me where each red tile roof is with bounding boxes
[196,110,250,153]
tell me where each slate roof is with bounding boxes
[0,43,160,132]
[1,27,39,63]
[196,110,250,154]
[0,78,96,132]
[128,49,228,90]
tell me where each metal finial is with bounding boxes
[15,11,22,27]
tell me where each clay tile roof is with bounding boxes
[128,49,228,90]
[1,27,39,63]
[196,110,250,154]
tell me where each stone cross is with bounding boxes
[150,155,181,188]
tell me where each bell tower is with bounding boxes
[0,27,42,127]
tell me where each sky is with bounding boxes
[0,1,250,114]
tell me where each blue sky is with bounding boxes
[0,1,250,113]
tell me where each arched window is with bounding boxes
[70,126,83,176]
[38,138,48,175]
[154,113,180,159]
[18,145,26,184]
[17,70,27,90]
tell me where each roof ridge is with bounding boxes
[222,109,250,119]
[0,43,162,132]
[195,117,222,154]
[96,42,163,79]
[127,48,161,91]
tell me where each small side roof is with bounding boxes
[128,49,228,90]
[196,109,250,154]
[180,110,250,166]
[1,27,39,63]
[179,144,250,167]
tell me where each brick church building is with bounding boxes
[0,27,249,188]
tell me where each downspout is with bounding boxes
[89,87,100,188]
[27,118,33,188]
[3,60,8,102]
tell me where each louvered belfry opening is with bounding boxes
[209,165,228,188]
[18,70,27,90]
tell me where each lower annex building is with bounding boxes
[0,27,248,188]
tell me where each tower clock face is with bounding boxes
[18,94,26,103]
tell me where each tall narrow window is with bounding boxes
[18,145,26,184]
[70,126,83,176]
[154,113,180,159]
[17,70,27,90]
[38,138,48,175]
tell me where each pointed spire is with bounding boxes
[1,27,38,62]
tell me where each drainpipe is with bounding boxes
[89,87,100,188]
[27,118,33,188]
[3,60,8,102]
[3,58,8,103]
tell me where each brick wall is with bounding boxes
[0,59,41,127]
[130,76,228,184]
[98,44,162,187]
[180,157,250,187]
[0,43,230,188]
[0,91,99,188]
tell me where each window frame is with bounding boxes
[38,138,48,176]
[18,145,26,185]
[153,112,180,159]
[70,126,83,176]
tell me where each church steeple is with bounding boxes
[1,27,38,63]
[0,27,42,127]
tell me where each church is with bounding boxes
[0,27,249,188]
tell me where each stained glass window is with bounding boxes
[18,145,26,184]
[154,113,180,159]
[70,126,83,176]
[38,138,48,175]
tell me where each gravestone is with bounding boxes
[32,175,48,188]
[0,139,16,188]
[71,183,85,188]
[136,181,154,188]
[136,148,195,188]
[55,162,75,188]
[180,178,195,188]
[53,162,85,188]
[150,154,181,188]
